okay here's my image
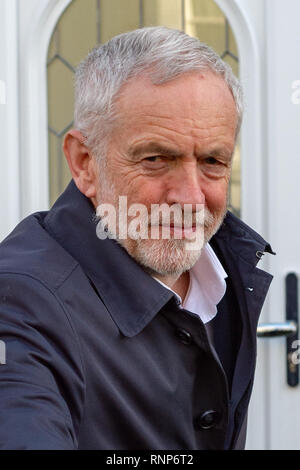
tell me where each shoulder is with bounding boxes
[0,216,85,397]
[216,211,275,255]
[0,212,78,291]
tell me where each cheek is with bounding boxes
[124,177,166,205]
[204,183,229,213]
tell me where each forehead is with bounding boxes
[114,71,237,129]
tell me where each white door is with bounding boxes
[238,0,300,450]
[0,0,299,449]
[217,0,300,450]
[218,0,300,450]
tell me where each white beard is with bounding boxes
[96,173,226,277]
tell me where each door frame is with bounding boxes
[0,0,21,241]
[18,0,72,219]
[17,0,267,227]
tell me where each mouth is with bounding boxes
[154,223,198,239]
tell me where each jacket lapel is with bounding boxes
[212,212,274,447]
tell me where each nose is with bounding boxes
[165,163,205,210]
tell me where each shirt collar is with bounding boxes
[153,243,228,323]
[44,181,174,337]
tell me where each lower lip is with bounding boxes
[160,225,197,238]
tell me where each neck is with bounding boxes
[155,271,190,302]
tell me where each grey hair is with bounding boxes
[74,26,243,160]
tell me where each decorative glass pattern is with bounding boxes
[47,0,240,216]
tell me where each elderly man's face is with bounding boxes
[96,71,238,276]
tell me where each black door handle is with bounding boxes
[257,273,298,386]
[286,273,298,386]
[257,321,297,337]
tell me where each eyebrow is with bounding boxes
[129,142,183,160]
[199,148,233,159]
[128,141,233,161]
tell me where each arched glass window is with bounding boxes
[48,0,240,216]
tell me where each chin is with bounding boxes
[122,238,204,277]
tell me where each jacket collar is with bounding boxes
[44,181,174,337]
[212,210,275,337]
[215,211,275,266]
[44,180,274,337]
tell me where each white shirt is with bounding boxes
[153,243,228,324]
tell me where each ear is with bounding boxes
[63,129,98,205]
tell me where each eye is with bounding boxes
[202,156,229,178]
[205,157,220,165]
[141,155,168,170]
[144,156,163,162]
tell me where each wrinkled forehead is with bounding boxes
[111,71,238,138]
[115,70,236,117]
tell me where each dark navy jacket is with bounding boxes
[0,181,274,450]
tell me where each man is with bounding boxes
[0,27,274,450]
